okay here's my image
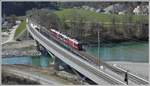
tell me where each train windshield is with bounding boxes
[78,43,83,50]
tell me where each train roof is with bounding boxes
[51,29,60,34]
[60,33,68,39]
[69,38,79,44]
[51,29,69,39]
[51,29,79,44]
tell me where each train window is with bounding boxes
[76,44,81,49]
[78,43,83,50]
[74,43,78,47]
[59,35,64,40]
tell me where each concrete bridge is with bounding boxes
[26,19,127,85]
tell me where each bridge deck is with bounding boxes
[27,21,127,85]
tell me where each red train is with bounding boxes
[50,29,83,50]
[30,23,82,50]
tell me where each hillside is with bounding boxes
[54,8,148,43]
[55,8,148,24]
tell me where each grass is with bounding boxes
[14,19,26,38]
[55,8,148,24]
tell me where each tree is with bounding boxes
[28,8,62,31]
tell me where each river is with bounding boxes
[85,42,148,63]
[2,55,53,67]
[2,42,148,67]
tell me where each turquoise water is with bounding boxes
[2,42,148,67]
[2,55,53,67]
[86,42,149,63]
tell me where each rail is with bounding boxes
[114,65,149,85]
[27,21,126,85]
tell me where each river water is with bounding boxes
[85,42,148,63]
[2,55,53,67]
[2,42,148,67]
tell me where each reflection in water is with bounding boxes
[86,42,148,63]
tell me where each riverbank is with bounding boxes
[2,40,41,57]
[85,41,148,47]
[107,61,149,81]
[2,64,87,85]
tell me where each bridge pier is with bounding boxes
[54,57,64,71]
[47,51,96,84]
[47,51,77,72]
[36,41,48,55]
[35,41,66,70]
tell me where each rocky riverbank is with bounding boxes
[2,40,41,57]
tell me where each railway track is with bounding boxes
[114,65,149,85]
[63,51,126,85]
[75,48,149,85]
[28,23,127,85]
[29,21,149,85]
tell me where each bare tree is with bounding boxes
[28,8,62,31]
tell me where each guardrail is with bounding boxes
[27,22,127,85]
[114,65,149,85]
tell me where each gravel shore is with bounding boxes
[2,40,41,57]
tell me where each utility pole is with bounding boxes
[97,22,100,69]
[124,70,129,85]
